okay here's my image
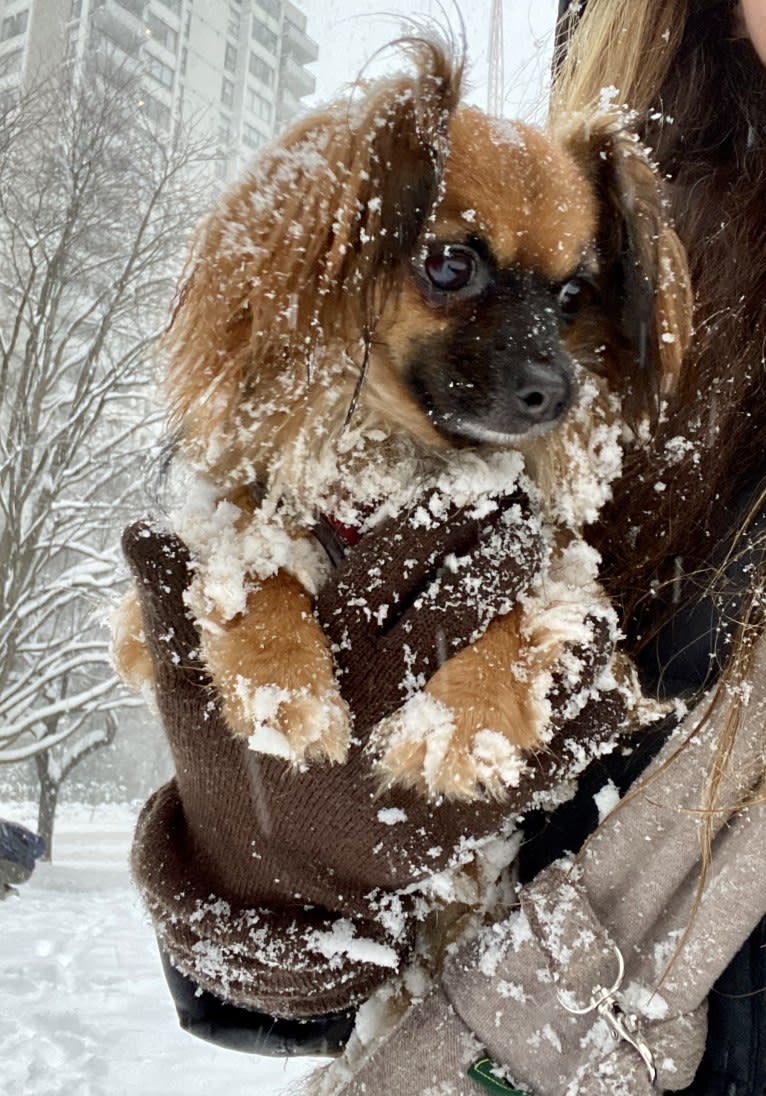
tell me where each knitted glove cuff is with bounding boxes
[132,781,406,1018]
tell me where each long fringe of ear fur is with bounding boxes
[165,37,464,459]
[562,112,692,425]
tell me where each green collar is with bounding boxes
[468,1057,533,1095]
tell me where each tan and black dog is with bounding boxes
[114,39,690,801]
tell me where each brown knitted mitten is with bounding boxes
[125,494,627,1019]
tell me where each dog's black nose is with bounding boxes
[512,360,571,425]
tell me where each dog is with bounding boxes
[114,38,691,802]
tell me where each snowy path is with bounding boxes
[0,805,321,1096]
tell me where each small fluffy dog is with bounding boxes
[115,40,690,801]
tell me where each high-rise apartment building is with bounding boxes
[0,0,318,178]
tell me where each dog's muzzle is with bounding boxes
[409,351,574,445]
[509,357,572,427]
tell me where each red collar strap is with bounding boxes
[321,512,364,548]
[247,480,368,564]
[313,507,376,567]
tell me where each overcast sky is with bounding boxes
[296,1,559,120]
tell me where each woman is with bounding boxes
[328,3,766,1091]
[124,1,766,1092]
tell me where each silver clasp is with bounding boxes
[557,944,657,1084]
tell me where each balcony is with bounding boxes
[90,9,143,58]
[282,18,318,66]
[280,53,314,99]
[276,85,301,127]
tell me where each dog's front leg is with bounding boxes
[111,587,156,693]
[372,597,611,801]
[201,570,351,764]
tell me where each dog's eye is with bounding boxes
[557,275,596,319]
[424,243,479,293]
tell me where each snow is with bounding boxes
[0,802,322,1096]
[307,920,399,970]
[376,807,407,826]
[176,476,331,622]
[593,780,620,824]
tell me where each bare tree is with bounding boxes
[33,712,120,859]
[0,60,210,853]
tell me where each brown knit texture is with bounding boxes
[125,496,627,1018]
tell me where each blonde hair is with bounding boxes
[552,0,688,118]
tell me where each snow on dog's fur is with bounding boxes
[114,38,690,801]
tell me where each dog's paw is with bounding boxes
[198,569,352,766]
[371,691,532,801]
[110,589,155,694]
[370,609,560,799]
[221,680,351,765]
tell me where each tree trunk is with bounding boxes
[34,752,59,862]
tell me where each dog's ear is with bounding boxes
[563,113,692,425]
[165,38,463,450]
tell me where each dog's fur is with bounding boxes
[114,40,691,801]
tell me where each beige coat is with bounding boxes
[318,636,766,1095]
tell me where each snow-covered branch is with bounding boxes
[0,61,211,768]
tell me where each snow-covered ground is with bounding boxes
[0,803,322,1096]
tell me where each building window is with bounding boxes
[246,85,272,123]
[145,11,178,51]
[180,45,187,75]
[66,24,80,57]
[224,41,237,73]
[218,118,232,145]
[221,77,234,108]
[145,51,174,88]
[1,10,29,41]
[156,0,181,14]
[0,48,23,76]
[256,0,280,18]
[242,122,265,150]
[140,90,171,129]
[115,0,145,18]
[251,17,277,54]
[248,52,273,87]
[227,13,240,39]
[70,0,82,18]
